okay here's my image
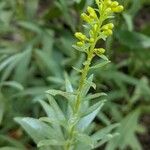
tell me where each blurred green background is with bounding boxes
[0,0,149,149]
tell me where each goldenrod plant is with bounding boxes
[15,0,124,149]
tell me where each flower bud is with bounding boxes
[105,8,112,14]
[102,24,109,30]
[111,1,119,7]
[87,6,97,19]
[105,0,112,6]
[107,23,114,29]
[94,48,105,55]
[76,41,84,47]
[75,32,87,41]
[104,29,113,36]
[112,5,124,13]
[93,24,98,32]
[89,38,94,43]
[81,13,91,23]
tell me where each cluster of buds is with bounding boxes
[74,0,124,54]
[81,6,98,23]
[101,23,114,36]
[94,48,106,56]
[74,32,88,47]
[105,0,124,13]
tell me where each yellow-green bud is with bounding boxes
[94,48,105,55]
[81,13,91,23]
[107,23,114,29]
[111,1,119,7]
[112,5,124,13]
[75,32,87,41]
[105,0,112,6]
[76,41,84,47]
[105,8,112,14]
[93,24,98,32]
[87,6,97,19]
[102,24,109,30]
[89,38,94,43]
[104,29,113,36]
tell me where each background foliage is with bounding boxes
[0,0,149,149]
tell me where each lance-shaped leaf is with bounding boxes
[46,89,75,101]
[15,117,63,144]
[90,60,110,70]
[38,139,65,147]
[78,100,105,131]
[106,109,144,150]
[91,123,120,142]
[76,133,95,148]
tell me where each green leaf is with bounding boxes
[116,30,150,49]
[38,139,65,147]
[90,60,110,70]
[47,95,66,121]
[0,81,24,91]
[15,117,62,144]
[83,100,105,117]
[76,133,94,148]
[85,93,107,101]
[0,93,5,125]
[81,74,95,98]
[92,123,120,142]
[78,101,104,131]
[18,21,41,34]
[106,109,144,150]
[0,147,20,150]
[46,89,75,101]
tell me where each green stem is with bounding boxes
[65,10,105,150]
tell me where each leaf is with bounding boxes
[94,133,119,148]
[116,29,150,49]
[90,60,110,70]
[18,21,41,34]
[0,135,26,149]
[85,93,107,101]
[91,123,120,142]
[35,49,61,77]
[38,139,65,147]
[123,13,133,31]
[0,81,24,91]
[39,100,55,118]
[46,89,75,101]
[72,45,88,53]
[106,109,144,150]
[81,74,95,98]
[78,101,104,131]
[83,100,105,117]
[47,95,66,121]
[15,117,62,144]
[76,133,94,148]
[0,147,20,150]
[0,93,5,125]
[13,46,32,83]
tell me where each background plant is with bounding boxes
[0,0,149,149]
[15,0,124,149]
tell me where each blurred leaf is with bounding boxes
[38,139,65,147]
[0,93,5,125]
[106,109,144,150]
[0,81,24,91]
[78,100,105,131]
[116,30,150,49]
[15,117,62,144]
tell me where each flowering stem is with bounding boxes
[64,1,124,149]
